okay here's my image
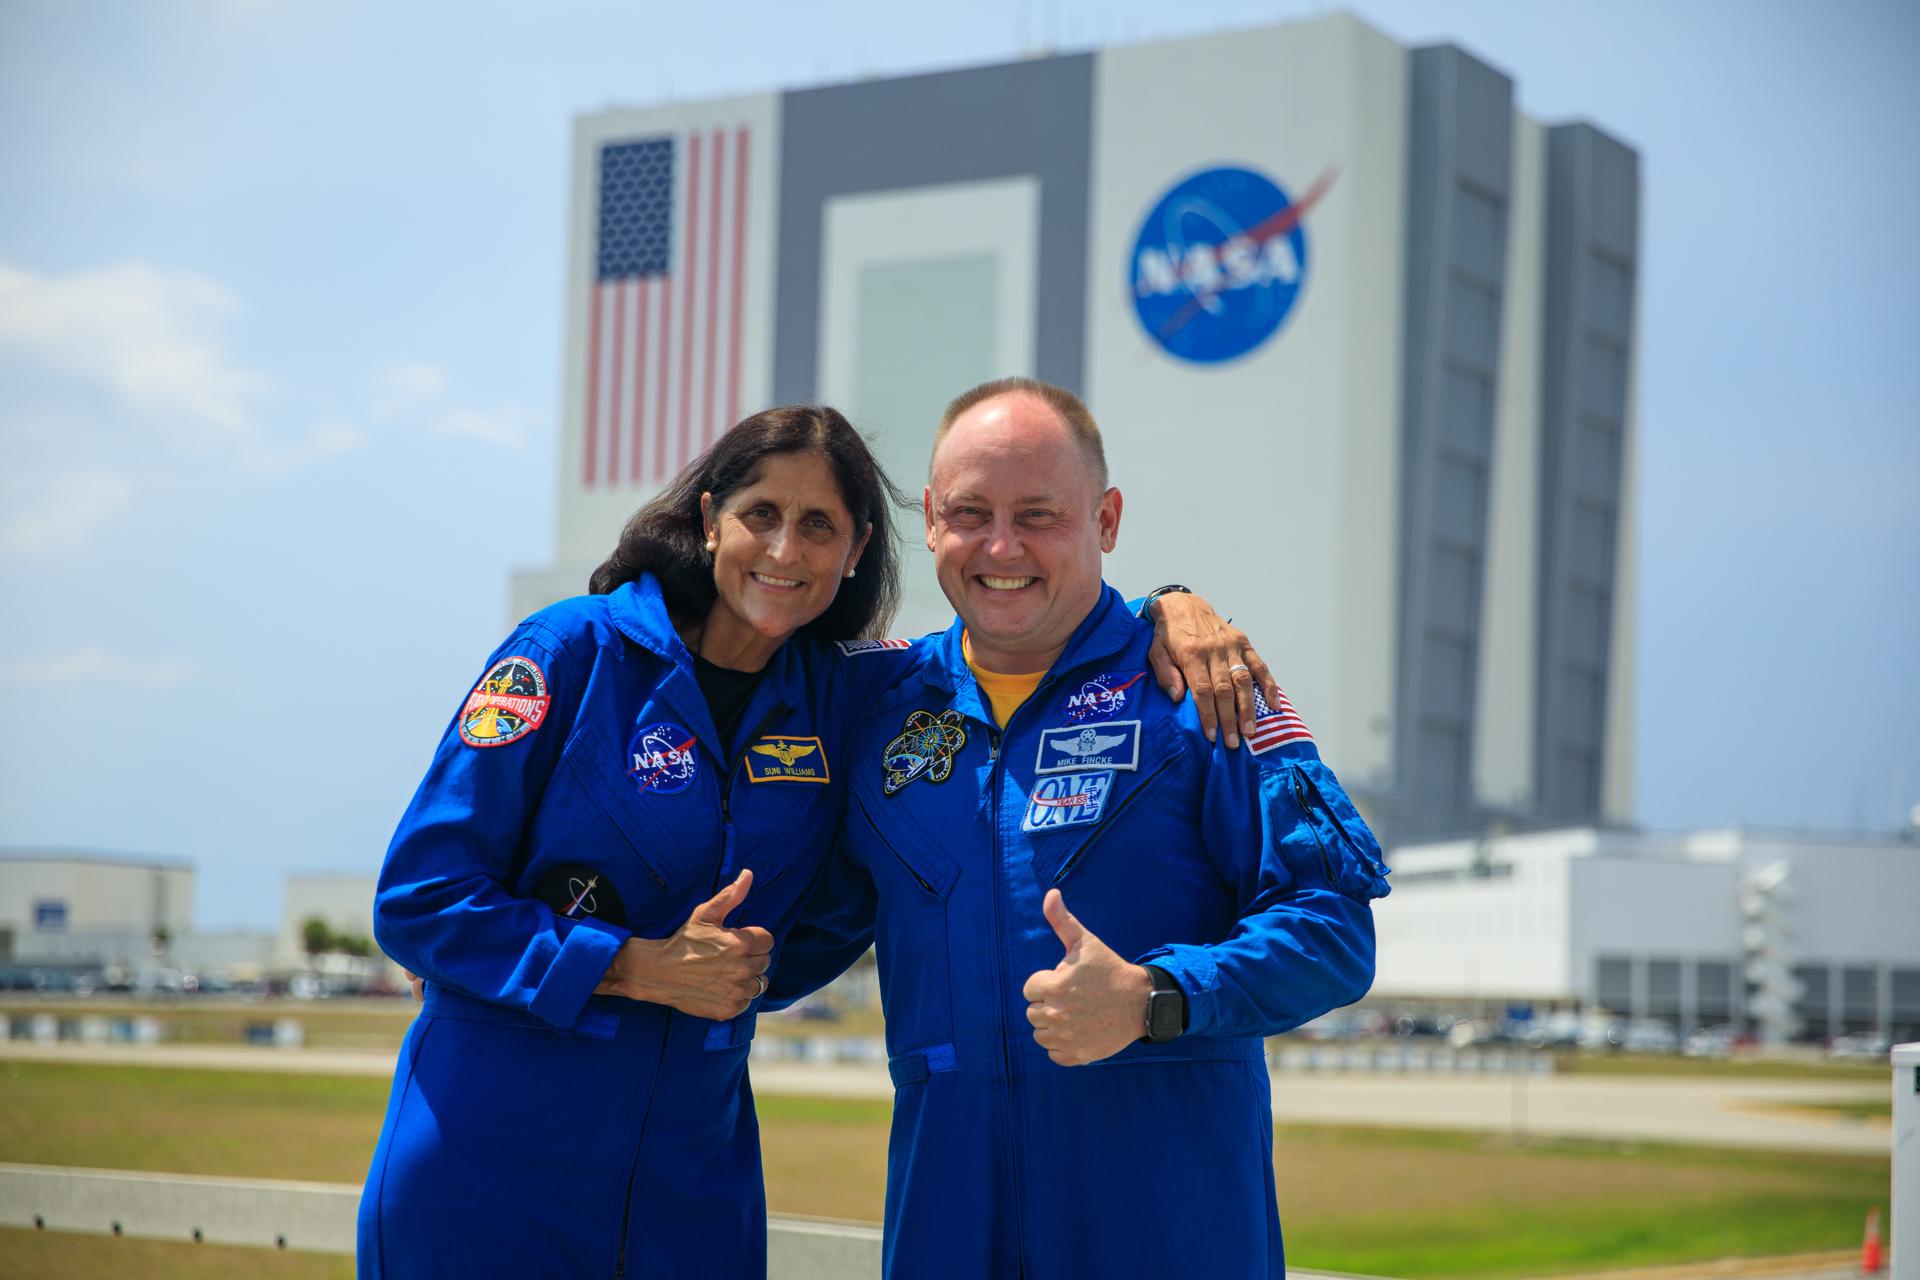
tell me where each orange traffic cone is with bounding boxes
[1860,1205,1883,1274]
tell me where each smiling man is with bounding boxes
[772,377,1392,1279]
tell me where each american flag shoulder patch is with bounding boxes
[1247,686,1314,755]
[835,638,912,656]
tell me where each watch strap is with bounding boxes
[1143,964,1188,1041]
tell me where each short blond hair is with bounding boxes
[933,377,1109,490]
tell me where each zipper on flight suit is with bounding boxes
[614,700,790,1277]
[982,696,1039,1276]
[1049,751,1181,886]
[716,702,791,881]
[1289,769,1339,885]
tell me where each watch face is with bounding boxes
[1147,991,1184,1042]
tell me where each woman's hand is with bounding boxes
[1146,591,1281,749]
[596,869,775,1021]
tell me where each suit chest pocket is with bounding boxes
[848,792,961,1062]
[1028,747,1183,887]
[546,725,705,905]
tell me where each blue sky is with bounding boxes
[3,1,1915,929]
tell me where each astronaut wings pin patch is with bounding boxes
[881,710,968,796]
[746,735,830,784]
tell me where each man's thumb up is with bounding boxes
[1043,888,1087,957]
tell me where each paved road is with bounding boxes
[5,1041,1889,1155]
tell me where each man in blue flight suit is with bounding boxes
[773,377,1391,1279]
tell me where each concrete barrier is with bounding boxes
[0,1163,883,1275]
[0,1162,1385,1277]
[0,1163,359,1252]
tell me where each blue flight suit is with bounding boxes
[357,574,910,1278]
[770,584,1390,1279]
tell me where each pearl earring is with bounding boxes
[844,566,856,579]
[705,537,717,552]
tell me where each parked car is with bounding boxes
[1524,1012,1583,1050]
[1621,1019,1679,1054]
[1828,1032,1891,1061]
[1684,1023,1739,1058]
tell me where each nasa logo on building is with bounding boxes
[1130,166,1330,364]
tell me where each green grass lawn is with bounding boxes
[1747,1097,1893,1123]
[0,1060,1892,1278]
[0,1229,353,1280]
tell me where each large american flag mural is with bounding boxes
[583,127,751,489]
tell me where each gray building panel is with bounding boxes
[1537,123,1639,822]
[771,55,1095,403]
[1395,45,1515,836]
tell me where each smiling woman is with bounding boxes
[357,403,925,1278]
[588,404,906,647]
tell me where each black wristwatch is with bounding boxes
[1137,584,1192,619]
[1142,965,1188,1043]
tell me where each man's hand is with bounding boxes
[1022,889,1151,1067]
[403,969,424,1003]
[1146,591,1281,748]
[595,869,775,1021]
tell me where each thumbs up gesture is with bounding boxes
[596,869,775,1020]
[1021,889,1153,1067]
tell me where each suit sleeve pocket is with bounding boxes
[1291,761,1391,902]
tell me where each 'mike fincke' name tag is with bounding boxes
[1034,720,1141,774]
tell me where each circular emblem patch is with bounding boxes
[1060,670,1148,724]
[881,709,969,797]
[533,862,629,927]
[628,722,699,796]
[1130,165,1329,364]
[458,657,551,748]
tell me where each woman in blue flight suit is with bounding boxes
[356,406,915,1278]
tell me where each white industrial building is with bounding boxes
[512,10,1641,845]
[0,852,397,988]
[1372,826,1920,1043]
[0,849,196,971]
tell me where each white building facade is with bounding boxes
[515,12,1641,843]
[1373,827,1920,1042]
[0,849,195,970]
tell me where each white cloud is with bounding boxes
[0,260,274,443]
[372,357,530,448]
[374,361,449,422]
[0,470,136,554]
[433,406,536,449]
[243,418,366,472]
[30,645,195,687]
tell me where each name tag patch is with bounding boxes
[1022,770,1115,833]
[745,735,829,783]
[1034,720,1141,774]
[628,722,699,795]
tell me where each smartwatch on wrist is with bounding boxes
[1142,965,1188,1043]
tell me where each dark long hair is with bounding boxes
[588,405,910,641]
